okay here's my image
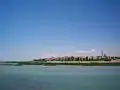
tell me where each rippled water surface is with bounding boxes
[0,66,120,90]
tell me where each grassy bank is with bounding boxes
[15,61,120,66]
[43,62,120,66]
[1,61,120,66]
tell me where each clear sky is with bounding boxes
[0,0,120,60]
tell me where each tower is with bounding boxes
[101,50,104,57]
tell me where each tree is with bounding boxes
[70,56,74,61]
[79,57,82,62]
[75,57,79,61]
[33,59,38,61]
[85,56,89,61]
[91,56,94,61]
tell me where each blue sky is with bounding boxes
[0,0,120,60]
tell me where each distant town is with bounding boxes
[33,51,120,62]
[0,51,120,66]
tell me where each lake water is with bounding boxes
[0,66,120,90]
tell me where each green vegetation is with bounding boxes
[0,56,120,66]
[1,61,120,66]
[43,62,120,66]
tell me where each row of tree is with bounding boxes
[33,56,114,61]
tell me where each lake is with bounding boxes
[0,66,120,90]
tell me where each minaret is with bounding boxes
[101,50,104,57]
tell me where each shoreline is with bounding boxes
[0,62,120,66]
[1,60,120,66]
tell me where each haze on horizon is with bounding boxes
[0,0,120,61]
